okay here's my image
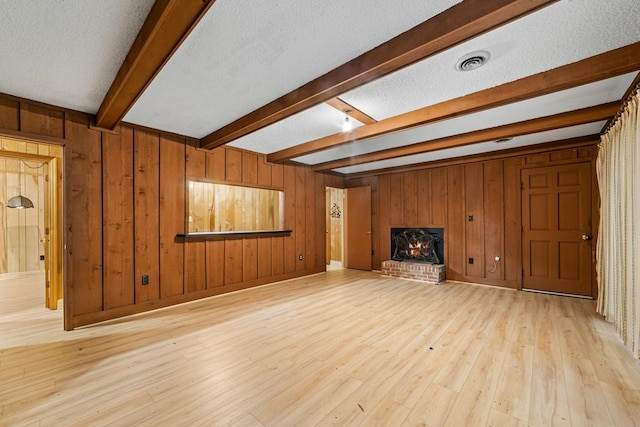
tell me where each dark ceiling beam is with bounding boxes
[95,0,215,130]
[344,135,600,179]
[311,102,619,172]
[200,0,558,150]
[325,98,377,125]
[269,42,640,163]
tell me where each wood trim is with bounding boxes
[325,98,377,125]
[200,0,558,149]
[268,42,640,163]
[345,135,599,179]
[312,102,618,171]
[95,0,216,129]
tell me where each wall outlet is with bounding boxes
[142,275,149,285]
[39,255,45,261]
[494,256,501,261]
[298,254,303,261]
[468,257,474,264]
[468,214,473,221]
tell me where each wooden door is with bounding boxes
[521,163,593,297]
[325,188,331,264]
[344,186,371,270]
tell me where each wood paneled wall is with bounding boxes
[0,93,331,329]
[348,146,598,289]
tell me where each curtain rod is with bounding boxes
[602,80,640,136]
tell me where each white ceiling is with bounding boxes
[0,0,638,176]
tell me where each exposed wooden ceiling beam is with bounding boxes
[311,102,619,172]
[95,0,215,130]
[344,135,600,179]
[269,42,640,164]
[325,98,377,125]
[200,0,558,150]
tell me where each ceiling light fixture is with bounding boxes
[342,109,353,132]
[7,160,34,209]
[455,50,491,72]
[494,137,513,144]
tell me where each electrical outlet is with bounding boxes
[298,254,303,261]
[494,256,500,261]
[468,214,473,221]
[468,257,474,264]
[142,275,149,285]
[39,255,45,261]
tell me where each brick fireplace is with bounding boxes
[382,227,445,284]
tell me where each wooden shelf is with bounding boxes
[175,230,292,242]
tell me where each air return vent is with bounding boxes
[455,50,491,72]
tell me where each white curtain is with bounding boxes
[596,87,640,359]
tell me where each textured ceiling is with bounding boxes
[0,0,638,176]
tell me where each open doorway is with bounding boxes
[325,187,344,270]
[0,137,63,311]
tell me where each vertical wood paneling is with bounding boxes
[431,168,447,226]
[22,104,64,138]
[271,163,284,188]
[66,113,103,315]
[416,170,432,225]
[378,174,391,262]
[465,163,485,277]
[369,176,380,269]
[206,147,225,181]
[283,166,296,274]
[226,148,242,183]
[159,136,185,298]
[102,126,134,309]
[258,237,272,279]
[0,158,6,273]
[389,174,403,225]
[271,237,284,276]
[0,98,19,130]
[206,241,224,288]
[483,160,504,281]
[504,157,522,286]
[185,146,206,293]
[243,238,258,281]
[402,172,417,225]
[224,239,243,285]
[134,129,160,302]
[447,166,465,278]
[295,167,306,271]
[258,156,272,187]
[305,169,316,269]
[242,152,258,185]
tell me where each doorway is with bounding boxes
[0,137,63,310]
[521,162,593,297]
[325,187,344,270]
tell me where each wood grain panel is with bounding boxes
[378,175,391,262]
[242,152,258,185]
[465,163,485,277]
[446,166,465,278]
[185,242,206,293]
[159,136,185,298]
[271,163,284,189]
[134,128,160,302]
[389,174,403,226]
[271,237,284,277]
[416,170,432,226]
[403,172,417,225]
[305,169,316,269]
[0,98,19,130]
[503,157,521,286]
[431,168,447,226]
[257,156,272,187]
[483,160,504,281]
[206,240,224,288]
[206,147,225,181]
[283,166,296,274]
[226,148,242,183]
[102,126,135,309]
[66,113,103,315]
[258,237,272,279]
[295,167,306,271]
[224,239,243,285]
[315,172,326,268]
[22,104,64,138]
[243,238,258,281]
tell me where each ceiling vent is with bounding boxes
[455,51,491,72]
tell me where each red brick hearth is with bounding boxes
[381,260,446,284]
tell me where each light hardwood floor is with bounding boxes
[1,269,639,426]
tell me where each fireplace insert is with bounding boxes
[391,228,444,264]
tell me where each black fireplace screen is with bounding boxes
[391,228,444,264]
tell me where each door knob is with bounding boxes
[582,234,592,241]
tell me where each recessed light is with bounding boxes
[455,50,491,72]
[494,137,513,144]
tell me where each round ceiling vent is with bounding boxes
[455,50,491,72]
[494,137,513,144]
